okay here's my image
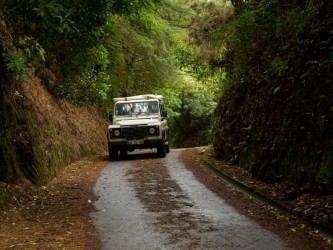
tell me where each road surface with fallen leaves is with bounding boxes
[91,149,293,249]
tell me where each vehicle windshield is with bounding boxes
[115,101,159,116]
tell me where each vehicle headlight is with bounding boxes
[149,127,156,134]
[114,130,121,137]
[148,126,159,135]
[110,128,121,138]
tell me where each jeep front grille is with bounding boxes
[122,126,148,139]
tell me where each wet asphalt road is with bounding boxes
[91,149,292,250]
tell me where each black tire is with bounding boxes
[165,144,170,154]
[157,143,166,158]
[120,147,128,158]
[108,145,118,160]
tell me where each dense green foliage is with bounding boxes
[0,0,170,184]
[0,0,219,184]
[209,0,333,189]
[49,0,219,148]
[2,0,332,190]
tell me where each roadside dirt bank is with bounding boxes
[181,148,332,249]
[0,148,332,249]
[0,155,107,250]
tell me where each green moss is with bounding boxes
[211,1,333,188]
[0,187,7,206]
[317,152,333,189]
[0,83,104,186]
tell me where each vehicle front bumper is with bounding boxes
[108,138,165,149]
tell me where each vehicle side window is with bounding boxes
[160,104,165,116]
[148,102,159,113]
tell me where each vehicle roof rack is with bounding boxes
[113,94,163,103]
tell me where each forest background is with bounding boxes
[0,0,332,194]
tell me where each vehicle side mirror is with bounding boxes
[162,110,167,118]
[108,114,113,122]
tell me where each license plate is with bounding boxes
[128,140,144,145]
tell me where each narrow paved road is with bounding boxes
[91,149,292,250]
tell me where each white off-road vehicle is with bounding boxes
[107,94,169,159]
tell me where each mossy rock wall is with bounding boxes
[0,73,107,186]
[211,1,333,190]
[212,79,333,188]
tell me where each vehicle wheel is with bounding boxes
[120,147,128,158]
[165,144,170,154]
[157,143,166,158]
[108,145,118,160]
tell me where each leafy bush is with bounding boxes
[163,77,217,147]
[53,45,110,106]
[211,0,333,189]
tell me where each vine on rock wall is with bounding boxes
[211,0,333,190]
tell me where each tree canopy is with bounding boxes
[0,0,221,183]
[1,0,332,191]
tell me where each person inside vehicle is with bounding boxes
[130,103,142,114]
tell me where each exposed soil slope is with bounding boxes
[0,155,107,249]
[0,148,332,249]
[0,69,108,184]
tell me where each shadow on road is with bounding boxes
[109,149,163,161]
